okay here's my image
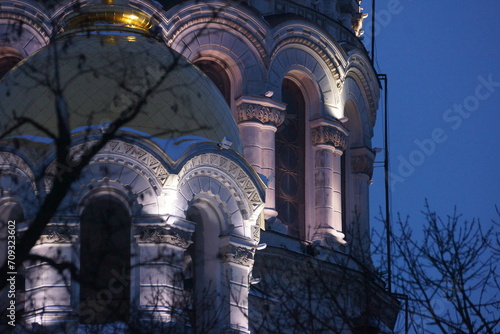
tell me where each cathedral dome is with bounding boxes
[0,32,242,153]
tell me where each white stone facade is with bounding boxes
[0,0,399,332]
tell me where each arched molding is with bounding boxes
[128,0,169,31]
[50,0,85,32]
[0,0,51,57]
[193,50,242,111]
[169,22,265,95]
[44,139,169,192]
[178,153,265,242]
[345,51,380,127]
[284,69,322,120]
[179,169,248,240]
[165,0,269,62]
[343,99,363,147]
[77,184,136,217]
[0,150,36,186]
[270,22,347,87]
[187,189,236,237]
[269,40,342,117]
[43,139,171,215]
[342,76,372,144]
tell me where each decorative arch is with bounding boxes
[177,153,265,242]
[343,99,363,147]
[195,57,232,105]
[342,76,372,146]
[193,50,242,112]
[166,0,269,61]
[170,24,265,95]
[345,51,380,127]
[45,139,168,216]
[166,1,268,95]
[269,41,342,118]
[0,0,51,61]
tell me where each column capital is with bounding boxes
[310,118,349,151]
[236,95,286,127]
[350,147,375,177]
[220,241,255,267]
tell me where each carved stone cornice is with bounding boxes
[220,244,254,266]
[311,125,348,151]
[37,225,78,244]
[135,225,192,248]
[237,102,285,127]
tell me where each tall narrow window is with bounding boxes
[276,78,306,238]
[79,196,131,324]
[186,204,225,332]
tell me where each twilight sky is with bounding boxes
[364,0,500,227]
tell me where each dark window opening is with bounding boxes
[276,78,306,239]
[79,196,131,324]
[196,60,231,106]
[0,48,23,79]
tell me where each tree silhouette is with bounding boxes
[385,202,499,334]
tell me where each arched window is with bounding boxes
[185,203,225,332]
[342,100,362,233]
[276,78,306,239]
[195,59,231,106]
[79,196,131,324]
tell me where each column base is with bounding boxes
[312,227,347,247]
[265,216,288,234]
[264,208,278,220]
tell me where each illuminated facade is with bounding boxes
[0,0,398,332]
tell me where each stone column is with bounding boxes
[236,96,285,221]
[220,238,255,334]
[133,218,194,323]
[349,147,375,258]
[24,224,78,327]
[310,119,348,246]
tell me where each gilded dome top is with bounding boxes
[0,32,242,154]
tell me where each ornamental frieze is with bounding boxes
[44,140,169,190]
[237,103,285,126]
[135,225,192,248]
[220,244,254,266]
[311,125,348,151]
[37,225,78,244]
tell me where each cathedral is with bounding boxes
[0,0,399,332]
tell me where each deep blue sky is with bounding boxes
[365,0,500,225]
